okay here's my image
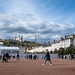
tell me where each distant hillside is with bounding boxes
[3,39,47,49]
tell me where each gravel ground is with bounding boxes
[0,58,75,75]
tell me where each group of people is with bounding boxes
[25,54,37,60]
[24,49,53,66]
[2,52,9,63]
[1,49,53,66]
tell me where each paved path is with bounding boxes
[0,59,75,75]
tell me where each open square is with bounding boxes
[0,59,75,75]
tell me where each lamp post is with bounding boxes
[25,42,27,53]
[64,40,65,58]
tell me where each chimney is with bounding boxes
[53,40,55,44]
[61,37,62,40]
[65,35,66,39]
[59,40,60,42]
[48,41,50,46]
[56,40,57,43]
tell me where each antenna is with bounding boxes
[35,36,37,43]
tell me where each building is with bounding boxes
[27,46,44,53]
[27,35,75,53]
[14,35,23,42]
[0,42,3,45]
[19,47,25,54]
[0,39,3,46]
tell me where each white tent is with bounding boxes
[0,46,19,51]
[0,46,19,54]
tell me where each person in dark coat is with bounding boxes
[17,53,20,60]
[6,52,9,63]
[2,54,6,62]
[42,49,52,66]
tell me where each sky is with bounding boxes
[0,0,75,43]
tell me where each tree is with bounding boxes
[58,47,64,59]
[72,46,75,54]
[50,50,53,54]
[65,44,73,54]
[53,49,58,54]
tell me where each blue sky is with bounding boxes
[0,0,75,43]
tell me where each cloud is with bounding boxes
[0,13,75,43]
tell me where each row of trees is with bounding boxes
[50,45,75,57]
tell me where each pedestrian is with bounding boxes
[69,53,71,60]
[71,54,74,60]
[2,53,6,62]
[42,49,52,66]
[41,55,43,59]
[26,55,28,59]
[30,54,32,59]
[6,52,9,63]
[17,53,20,60]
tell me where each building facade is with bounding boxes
[27,35,75,53]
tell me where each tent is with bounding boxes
[0,46,19,54]
[0,46,19,51]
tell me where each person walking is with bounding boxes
[42,49,52,66]
[2,53,6,62]
[6,52,9,63]
[17,53,20,60]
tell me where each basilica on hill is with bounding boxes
[14,35,23,42]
